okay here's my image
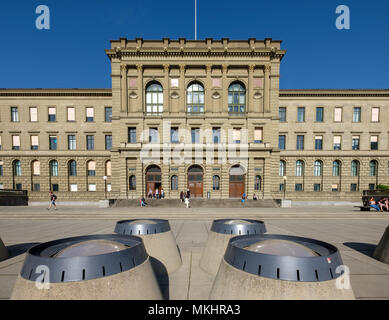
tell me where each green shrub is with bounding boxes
[377,184,389,190]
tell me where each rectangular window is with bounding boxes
[171,127,179,143]
[30,107,38,122]
[128,127,136,143]
[86,107,94,122]
[67,107,75,121]
[149,128,159,143]
[297,107,305,122]
[314,184,321,192]
[333,136,341,150]
[353,107,361,122]
[279,107,286,122]
[232,128,241,144]
[371,136,378,150]
[70,184,78,192]
[191,128,200,143]
[15,184,22,191]
[0,136,2,150]
[369,184,375,191]
[352,136,360,150]
[295,184,303,192]
[254,128,263,143]
[334,107,342,122]
[332,184,339,192]
[11,107,19,122]
[52,184,59,192]
[105,135,112,150]
[49,136,57,150]
[68,135,76,150]
[212,127,221,144]
[48,107,56,122]
[33,184,40,192]
[296,135,304,150]
[315,136,323,150]
[278,135,286,150]
[12,135,20,150]
[105,107,112,122]
[107,184,112,192]
[31,135,39,150]
[316,107,324,122]
[86,135,95,150]
[0,184,3,190]
[372,107,380,122]
[279,183,285,192]
[88,184,96,192]
[350,184,358,192]
[0,161,3,176]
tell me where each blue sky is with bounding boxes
[0,0,388,89]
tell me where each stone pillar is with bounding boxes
[222,64,228,113]
[179,64,186,113]
[248,64,255,113]
[163,64,170,114]
[136,64,143,113]
[264,64,271,113]
[121,64,128,113]
[205,64,212,112]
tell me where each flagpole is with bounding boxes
[195,0,197,40]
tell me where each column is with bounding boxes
[205,64,212,112]
[179,64,186,113]
[248,64,255,113]
[121,64,128,113]
[263,64,271,113]
[136,64,143,113]
[222,64,228,113]
[163,64,170,114]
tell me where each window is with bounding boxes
[351,161,359,177]
[11,107,19,122]
[296,135,304,150]
[50,160,58,177]
[12,135,20,150]
[48,107,56,122]
[86,107,94,122]
[70,184,78,192]
[67,107,75,121]
[332,160,341,177]
[31,135,39,150]
[332,184,339,192]
[279,160,286,177]
[353,107,361,122]
[0,136,2,150]
[191,128,200,143]
[49,136,57,150]
[314,161,322,177]
[279,107,286,122]
[369,184,376,191]
[187,82,204,113]
[297,107,305,122]
[171,127,179,143]
[105,135,112,150]
[212,128,220,144]
[232,128,241,144]
[30,107,38,122]
[370,136,378,150]
[314,184,321,192]
[228,82,246,113]
[105,107,112,122]
[146,82,163,114]
[88,161,96,176]
[254,176,261,191]
[0,161,3,176]
[33,184,40,192]
[315,136,323,150]
[370,160,378,177]
[279,184,285,192]
[171,175,178,190]
[295,184,303,192]
[352,136,360,150]
[212,175,220,191]
[333,136,341,150]
[334,107,342,122]
[52,184,59,192]
[128,127,136,143]
[105,160,111,176]
[296,160,304,177]
[0,184,3,190]
[316,107,324,122]
[86,135,94,150]
[129,175,136,190]
[13,160,22,176]
[278,135,286,150]
[149,128,159,143]
[350,184,358,192]
[32,161,40,175]
[15,184,22,190]
[107,184,112,192]
[68,135,76,150]
[254,128,263,143]
[68,160,77,176]
[88,184,96,192]
[372,107,380,122]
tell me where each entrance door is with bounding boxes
[229,165,245,198]
[187,165,203,198]
[146,165,162,197]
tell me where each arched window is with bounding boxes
[333,160,341,177]
[13,160,22,176]
[145,82,163,114]
[129,175,136,190]
[212,175,220,190]
[314,160,322,177]
[49,160,58,177]
[370,160,378,177]
[228,82,246,113]
[351,160,359,177]
[68,160,77,176]
[171,175,178,190]
[87,161,96,176]
[296,160,304,177]
[105,160,111,176]
[187,82,204,113]
[32,160,40,176]
[254,175,261,191]
[279,160,286,177]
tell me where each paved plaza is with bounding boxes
[1,205,389,300]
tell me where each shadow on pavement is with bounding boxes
[343,242,377,258]
[6,242,41,259]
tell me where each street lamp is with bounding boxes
[103,176,107,200]
[283,176,287,200]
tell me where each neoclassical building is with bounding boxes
[0,38,388,201]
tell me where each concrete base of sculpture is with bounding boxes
[0,237,8,262]
[373,225,389,265]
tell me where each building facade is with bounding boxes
[0,38,388,201]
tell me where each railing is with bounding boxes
[0,189,28,196]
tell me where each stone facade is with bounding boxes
[0,38,388,201]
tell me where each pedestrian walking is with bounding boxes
[180,191,184,202]
[47,191,57,210]
[185,196,190,209]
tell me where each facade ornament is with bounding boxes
[248,64,255,73]
[163,64,170,72]
[179,64,186,73]
[206,64,212,73]
[136,64,143,72]
[120,64,127,72]
[264,64,271,73]
[222,64,228,73]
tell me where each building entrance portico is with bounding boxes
[229,165,246,198]
[146,165,162,197]
[187,165,203,198]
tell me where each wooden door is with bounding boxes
[188,166,203,198]
[229,175,245,198]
